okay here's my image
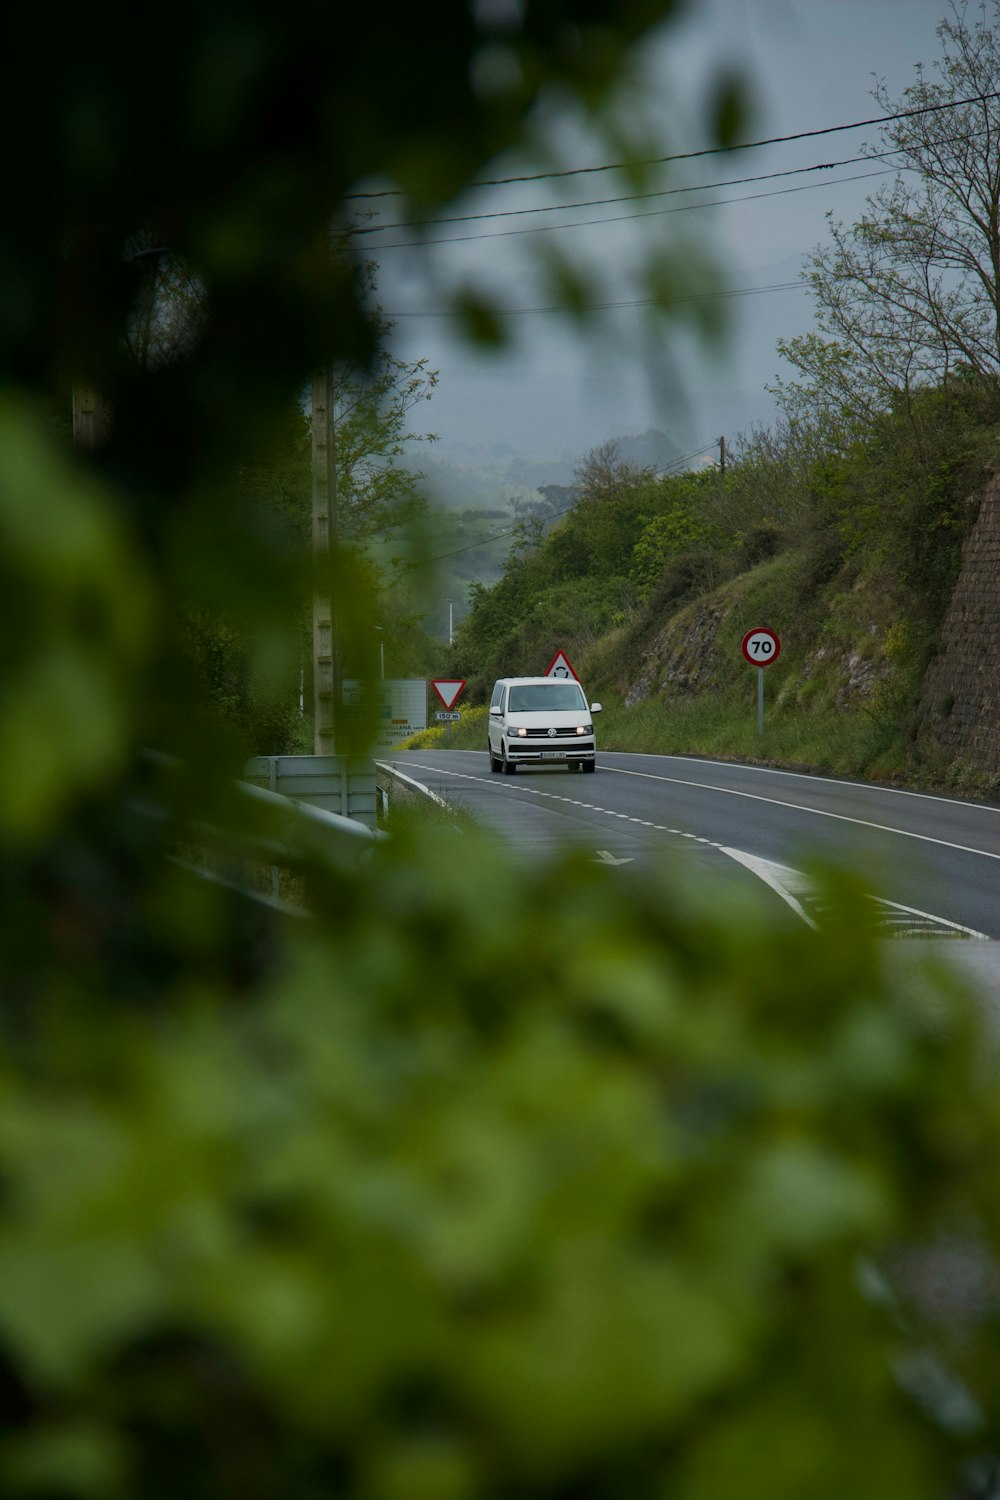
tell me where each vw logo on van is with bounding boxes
[547,727,557,737]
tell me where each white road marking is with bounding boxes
[603,765,1000,863]
[397,760,717,848]
[720,848,988,939]
[719,847,818,929]
[593,850,635,866]
[655,753,1000,816]
[396,758,988,938]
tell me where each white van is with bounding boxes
[487,676,602,774]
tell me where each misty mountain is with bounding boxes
[415,427,687,512]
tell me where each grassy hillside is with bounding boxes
[403,554,917,781]
[431,385,1000,794]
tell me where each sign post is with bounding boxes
[741,628,781,737]
[431,679,466,746]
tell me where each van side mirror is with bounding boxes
[489,705,502,716]
[590,702,603,714]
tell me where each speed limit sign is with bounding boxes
[742,628,781,666]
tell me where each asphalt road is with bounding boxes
[381,749,1000,964]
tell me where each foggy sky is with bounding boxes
[369,0,959,465]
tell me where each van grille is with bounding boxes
[523,727,583,738]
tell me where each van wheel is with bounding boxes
[488,743,501,772]
[502,746,517,775]
[583,759,596,773]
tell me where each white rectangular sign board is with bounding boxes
[342,679,427,749]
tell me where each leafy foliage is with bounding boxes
[5,0,1000,1495]
[449,444,735,697]
[778,4,1000,424]
[1,827,999,1500]
[454,348,1000,781]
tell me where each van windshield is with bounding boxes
[508,683,587,712]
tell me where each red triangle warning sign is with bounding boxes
[545,650,578,681]
[431,679,466,710]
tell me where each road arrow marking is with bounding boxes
[720,847,988,939]
[396,760,990,937]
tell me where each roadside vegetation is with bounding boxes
[425,375,999,793]
[441,4,1000,797]
[11,3,1000,1498]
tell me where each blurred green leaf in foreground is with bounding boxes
[2,1,1000,1497]
[1,831,999,1500]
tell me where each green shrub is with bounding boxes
[1,825,995,1499]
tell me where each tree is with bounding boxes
[170,281,440,752]
[7,4,1000,1497]
[631,468,725,594]
[329,260,440,542]
[777,1,1000,425]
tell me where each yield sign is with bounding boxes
[431,678,466,710]
[545,649,579,681]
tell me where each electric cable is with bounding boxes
[350,145,917,236]
[386,277,805,319]
[345,91,1000,198]
[362,167,895,249]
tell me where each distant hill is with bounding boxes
[416,427,685,511]
[611,429,684,472]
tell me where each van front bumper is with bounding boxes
[506,741,596,765]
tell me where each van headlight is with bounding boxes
[510,726,527,737]
[576,724,593,735]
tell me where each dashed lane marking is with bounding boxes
[397,760,988,938]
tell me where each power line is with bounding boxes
[654,442,721,475]
[386,278,805,320]
[345,91,1000,199]
[426,524,527,562]
[351,145,910,236]
[365,167,894,249]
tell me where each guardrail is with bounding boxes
[215,777,388,867]
[137,751,388,912]
[374,760,449,810]
[244,754,378,830]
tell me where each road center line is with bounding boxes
[602,766,1000,863]
[394,759,985,936]
[397,760,717,847]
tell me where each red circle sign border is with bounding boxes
[741,628,781,666]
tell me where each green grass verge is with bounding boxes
[596,691,909,779]
[389,667,928,789]
[396,693,908,782]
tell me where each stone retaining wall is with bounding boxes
[919,477,1000,773]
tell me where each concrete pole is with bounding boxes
[311,367,339,755]
[72,386,107,450]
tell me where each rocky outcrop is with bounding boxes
[624,602,726,706]
[802,636,895,709]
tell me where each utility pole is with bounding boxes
[719,434,727,477]
[311,366,340,755]
[72,386,107,450]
